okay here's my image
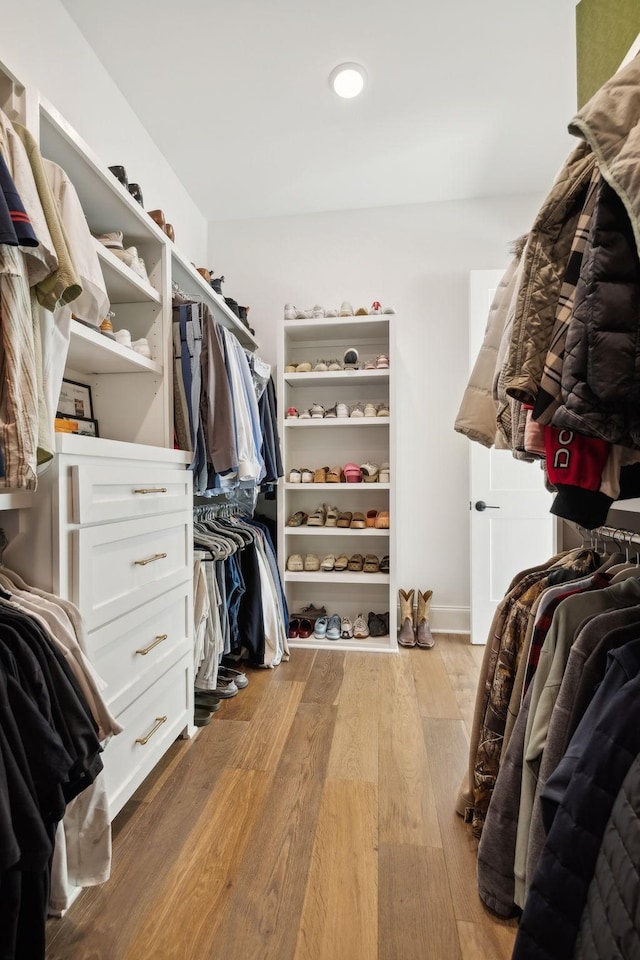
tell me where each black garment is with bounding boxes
[236,539,265,665]
[513,664,640,960]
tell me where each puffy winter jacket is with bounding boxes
[552,176,640,447]
[502,143,596,406]
[573,754,640,960]
[454,237,526,448]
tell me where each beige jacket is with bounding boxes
[570,54,640,260]
[454,237,526,448]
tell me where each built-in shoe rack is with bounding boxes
[278,315,397,651]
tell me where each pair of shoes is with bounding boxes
[293,604,326,622]
[368,611,389,637]
[364,510,390,529]
[336,511,366,528]
[287,510,309,526]
[343,348,359,369]
[398,590,434,648]
[288,617,314,639]
[285,360,313,373]
[353,613,369,638]
[218,664,248,688]
[288,467,314,483]
[147,209,175,241]
[343,463,362,483]
[314,614,341,640]
[286,554,322,572]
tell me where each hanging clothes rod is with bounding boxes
[579,523,640,550]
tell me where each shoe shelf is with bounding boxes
[285,527,390,537]
[285,571,390,585]
[284,370,389,387]
[67,320,162,376]
[284,317,390,342]
[284,482,391,491]
[170,247,257,351]
[39,99,165,245]
[285,417,389,428]
[280,311,396,652]
[94,241,161,305]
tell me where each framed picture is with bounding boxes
[55,415,99,438]
[58,378,93,420]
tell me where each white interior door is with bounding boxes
[468,271,556,644]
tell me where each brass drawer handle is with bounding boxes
[134,488,168,494]
[135,634,168,656]
[134,552,167,566]
[135,716,167,745]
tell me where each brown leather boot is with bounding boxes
[398,589,416,647]
[416,589,434,648]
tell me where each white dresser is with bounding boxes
[6,435,194,818]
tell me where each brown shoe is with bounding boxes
[398,589,416,647]
[416,590,435,648]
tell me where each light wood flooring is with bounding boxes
[46,635,517,960]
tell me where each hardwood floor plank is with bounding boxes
[294,779,378,960]
[411,645,463,720]
[211,664,273,721]
[327,653,379,782]
[379,844,462,960]
[230,679,305,772]
[276,701,337,783]
[123,766,272,960]
[438,635,483,736]
[301,650,345,705]
[378,659,441,847]
[422,716,505,924]
[272,647,316,683]
[46,720,250,959]
[210,704,338,959]
[457,919,517,960]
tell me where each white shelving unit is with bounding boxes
[278,315,396,652]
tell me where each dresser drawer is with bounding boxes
[76,512,191,631]
[102,655,191,819]
[72,464,192,525]
[85,583,191,717]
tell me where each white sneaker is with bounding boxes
[296,308,312,319]
[339,301,354,317]
[114,329,132,349]
[284,303,296,320]
[132,338,152,359]
[341,617,354,639]
[336,402,349,418]
[312,304,325,318]
[383,306,396,314]
[94,230,123,251]
[353,613,370,639]
[325,308,338,318]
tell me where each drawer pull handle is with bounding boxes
[134,552,167,566]
[135,634,168,656]
[135,716,168,745]
[134,488,168,494]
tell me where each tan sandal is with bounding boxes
[363,554,380,573]
[327,466,343,483]
[314,466,329,483]
[366,510,378,527]
[334,553,349,572]
[337,511,353,527]
[375,511,390,529]
[350,512,366,529]
[347,553,364,572]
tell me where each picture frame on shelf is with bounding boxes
[55,415,100,438]
[58,378,94,420]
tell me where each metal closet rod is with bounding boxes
[578,523,640,549]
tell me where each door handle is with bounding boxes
[475,500,500,512]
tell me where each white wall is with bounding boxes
[0,0,207,261]
[210,194,544,629]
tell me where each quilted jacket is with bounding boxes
[574,754,640,960]
[454,237,526,448]
[501,143,596,407]
[552,177,640,447]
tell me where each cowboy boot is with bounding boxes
[416,589,435,649]
[398,589,416,647]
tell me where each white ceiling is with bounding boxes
[60,0,578,222]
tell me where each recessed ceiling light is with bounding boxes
[329,62,367,99]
